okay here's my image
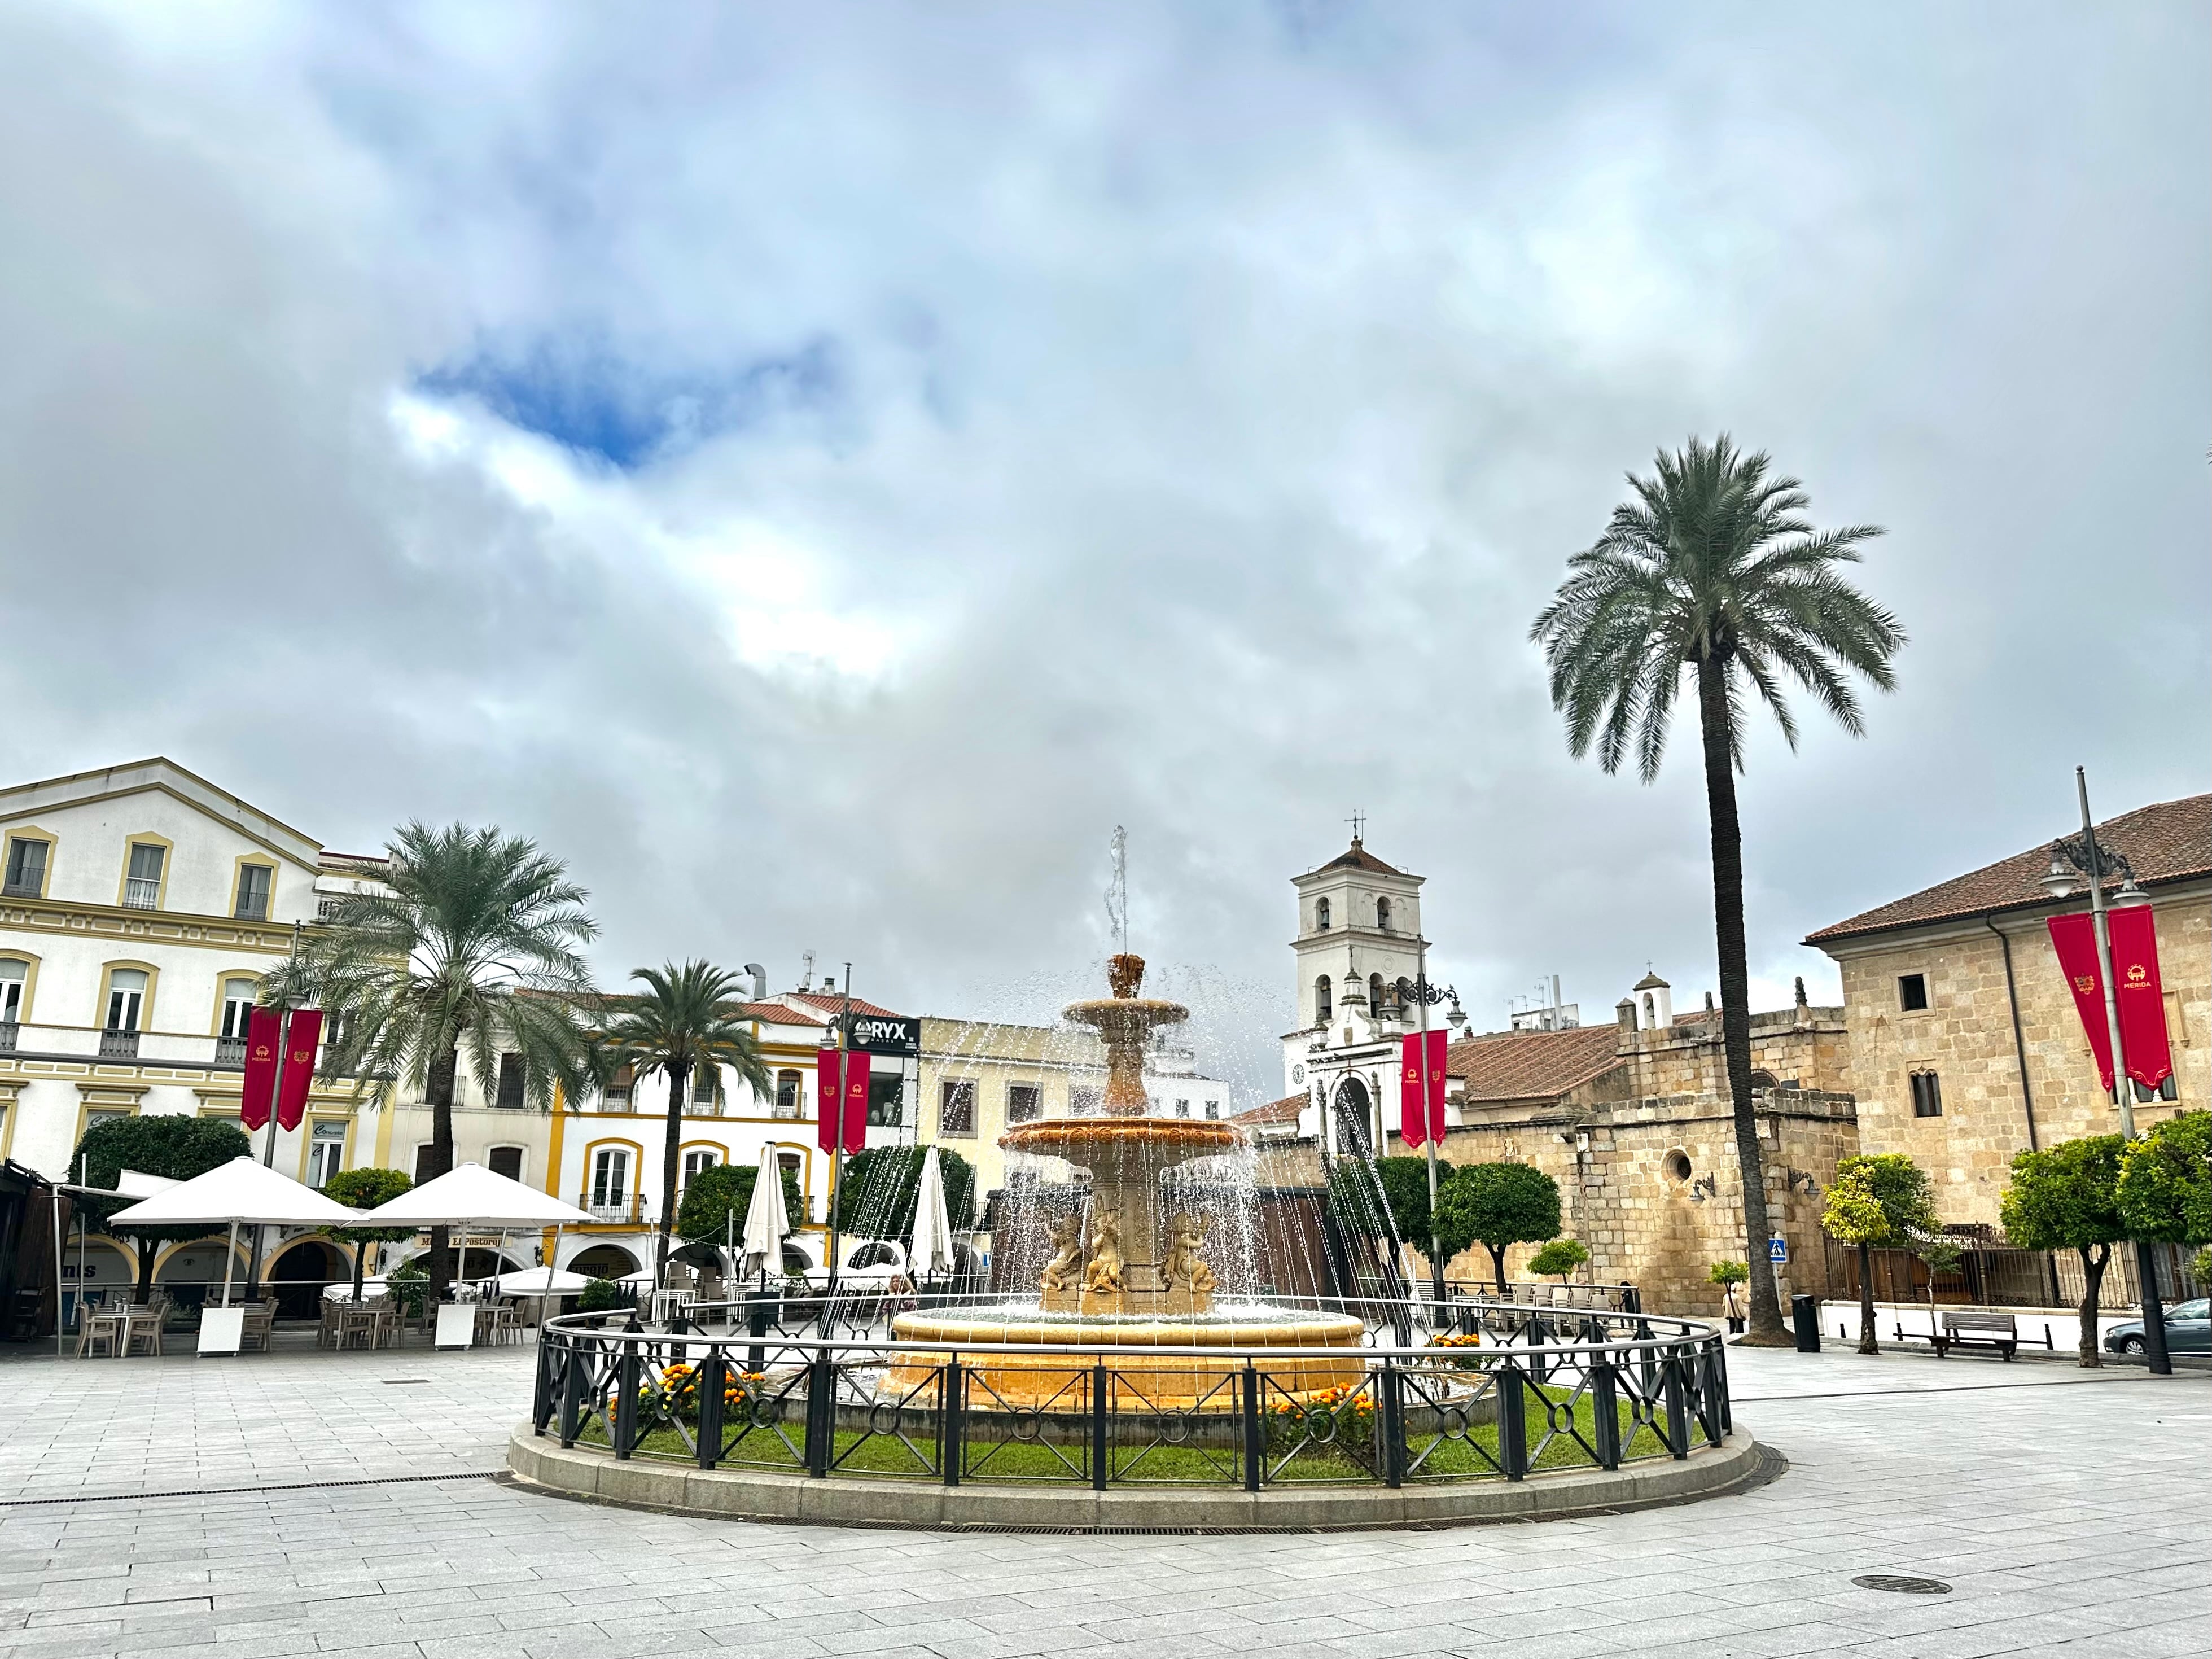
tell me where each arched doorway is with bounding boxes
[568,1242,641,1282]
[156,1237,245,1314]
[1329,1075,1375,1162]
[270,1240,347,1320]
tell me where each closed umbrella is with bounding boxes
[910,1145,956,1280]
[739,1146,791,1284]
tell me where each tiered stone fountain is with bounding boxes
[887,955,1366,1408]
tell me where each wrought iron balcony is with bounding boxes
[1,879,40,900]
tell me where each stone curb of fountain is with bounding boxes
[505,1422,1774,1531]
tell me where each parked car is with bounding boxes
[2103,1298,2211,1355]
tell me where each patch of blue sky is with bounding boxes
[417,333,842,470]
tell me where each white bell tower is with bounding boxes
[1289,825,1426,1035]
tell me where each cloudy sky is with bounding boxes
[2,2,2205,1100]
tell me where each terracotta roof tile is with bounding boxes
[1444,1025,1623,1104]
[777,991,905,1020]
[1238,1094,1307,1126]
[1806,794,2212,946]
[1299,839,1405,879]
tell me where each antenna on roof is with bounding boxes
[799,951,815,992]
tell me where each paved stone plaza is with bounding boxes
[0,1342,2205,1659]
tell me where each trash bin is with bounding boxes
[1791,1292,1821,1353]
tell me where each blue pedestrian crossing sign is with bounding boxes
[1768,1236,1789,1264]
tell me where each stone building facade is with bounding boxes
[1807,793,2210,1228]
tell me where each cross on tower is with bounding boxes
[1347,808,1366,843]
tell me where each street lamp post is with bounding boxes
[2039,767,2170,1377]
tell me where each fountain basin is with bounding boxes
[884,1305,1368,1410]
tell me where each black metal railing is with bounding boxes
[532,1297,1731,1493]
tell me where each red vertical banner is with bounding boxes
[1399,1034,1427,1148]
[1423,1028,1449,1144]
[240,1006,282,1131]
[841,1051,871,1153]
[274,1009,323,1131]
[816,1048,843,1153]
[2107,904,2172,1092]
[2047,912,2115,1092]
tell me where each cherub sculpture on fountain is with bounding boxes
[1083,1206,1124,1295]
[1039,1212,1085,1294]
[1163,1210,1216,1312]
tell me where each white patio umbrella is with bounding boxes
[361,1162,593,1301]
[739,1145,791,1284]
[910,1145,956,1279]
[107,1157,365,1308]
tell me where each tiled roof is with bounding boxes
[1444,1025,1624,1104]
[737,1001,826,1025]
[1299,839,1405,879]
[1805,794,2212,946]
[777,991,906,1020]
[1237,1094,1308,1126]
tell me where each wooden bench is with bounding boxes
[1894,1310,2051,1360]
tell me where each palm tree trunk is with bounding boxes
[425,1049,457,1303]
[1696,656,1785,1341]
[656,1061,689,1290]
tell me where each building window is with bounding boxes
[605,1063,635,1108]
[940,1080,976,1137]
[1007,1083,1042,1124]
[1910,1072,1943,1118]
[590,1148,630,1210]
[681,1148,717,1186]
[2134,1075,2180,1104]
[1377,896,1392,933]
[868,1074,904,1127]
[773,1069,801,1119]
[1749,1069,1778,1092]
[3,838,49,899]
[1174,1098,1190,1118]
[1203,1101,1219,1120]
[691,1066,718,1110]
[0,957,27,1028]
[1369,973,1385,1013]
[105,969,147,1032]
[496,1052,526,1109]
[1315,975,1332,1023]
[306,1123,347,1189]
[488,1145,524,1181]
[233,864,274,921]
[1898,974,1929,1012]
[1315,898,1331,932]
[413,1144,439,1183]
[1070,1087,1102,1117]
[122,843,165,910]
[216,979,256,1064]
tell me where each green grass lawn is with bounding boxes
[572,1378,1700,1486]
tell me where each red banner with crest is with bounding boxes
[2106,904,2172,1092]
[1399,1034,1428,1148]
[840,1050,872,1154]
[1398,1030,1449,1148]
[2047,912,2115,1092]
[816,1048,843,1153]
[240,1006,282,1131]
[274,1009,323,1131]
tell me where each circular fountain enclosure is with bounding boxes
[889,954,1365,1408]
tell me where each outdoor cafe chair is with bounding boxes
[239,1303,276,1353]
[74,1308,122,1359]
[122,1306,164,1358]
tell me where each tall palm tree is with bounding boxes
[1531,435,1904,1341]
[600,960,775,1286]
[305,823,602,1302]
